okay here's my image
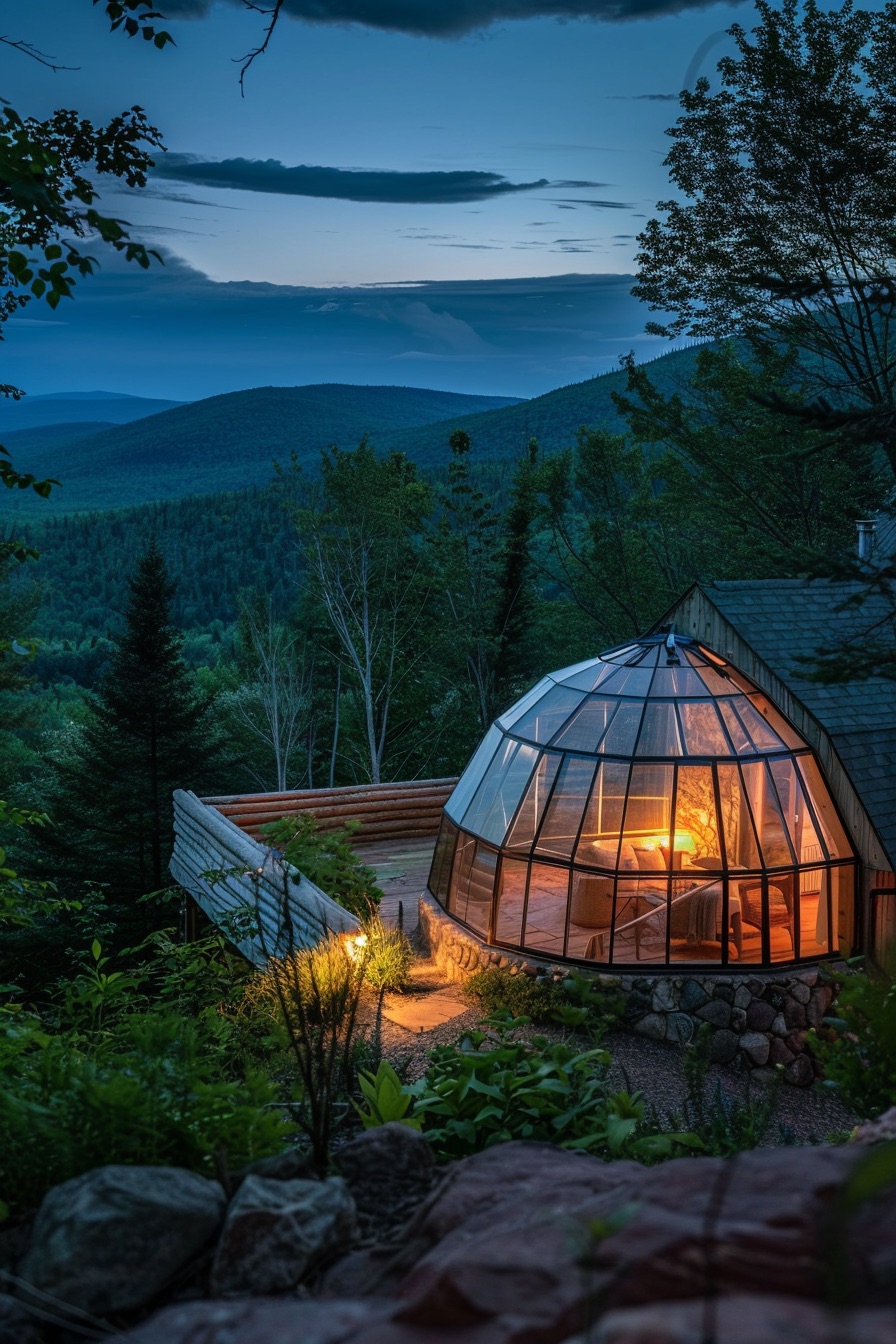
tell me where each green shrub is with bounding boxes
[0,1009,293,1215]
[262,814,383,917]
[464,967,621,1038]
[359,914,414,992]
[407,1011,699,1163]
[810,961,896,1118]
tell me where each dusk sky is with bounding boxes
[4,0,758,399]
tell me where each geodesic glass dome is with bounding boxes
[428,634,856,969]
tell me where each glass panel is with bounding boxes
[556,660,623,692]
[717,762,763,870]
[741,761,796,866]
[696,667,739,698]
[575,761,630,863]
[444,724,502,822]
[464,844,497,935]
[737,700,786,753]
[447,831,477,920]
[679,701,731,756]
[674,765,722,866]
[749,694,804,749]
[797,756,853,859]
[504,751,562,852]
[428,817,458,904]
[731,872,766,964]
[552,697,619,751]
[636,702,684,756]
[833,864,855,954]
[649,666,711,697]
[799,865,830,958]
[614,877,667,965]
[607,664,656,697]
[535,754,597,859]
[620,762,674,845]
[523,861,569,956]
[494,857,527,945]
[511,683,586,744]
[598,702,643,755]
[549,656,602,684]
[497,677,553,730]
[718,699,753,754]
[768,758,823,867]
[567,871,614,961]
[463,739,539,845]
[668,873,724,965]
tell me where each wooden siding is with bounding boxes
[170,788,360,966]
[204,778,457,842]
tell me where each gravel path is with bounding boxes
[368,958,860,1147]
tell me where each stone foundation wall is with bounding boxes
[418,892,835,1087]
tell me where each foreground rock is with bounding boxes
[582,1295,896,1344]
[210,1176,356,1296]
[18,1165,226,1316]
[114,1139,895,1344]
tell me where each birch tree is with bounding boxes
[295,442,433,785]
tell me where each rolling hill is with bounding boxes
[0,384,522,515]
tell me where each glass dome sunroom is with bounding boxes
[428,634,855,969]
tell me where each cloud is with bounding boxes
[152,155,550,203]
[164,1,746,37]
[549,198,631,209]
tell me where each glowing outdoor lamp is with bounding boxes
[344,932,368,960]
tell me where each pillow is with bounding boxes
[690,855,723,870]
[633,845,665,873]
[591,840,638,871]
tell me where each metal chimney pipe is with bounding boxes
[857,519,877,561]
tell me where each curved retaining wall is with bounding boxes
[418,892,836,1087]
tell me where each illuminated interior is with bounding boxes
[428,635,856,968]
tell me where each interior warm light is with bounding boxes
[640,831,696,854]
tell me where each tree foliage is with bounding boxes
[43,542,229,904]
[634,0,896,469]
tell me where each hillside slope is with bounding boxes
[1,384,522,514]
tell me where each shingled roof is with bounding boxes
[691,579,896,868]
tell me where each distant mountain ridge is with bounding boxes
[0,393,186,433]
[0,356,707,515]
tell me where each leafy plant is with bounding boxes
[810,961,896,1118]
[262,814,383,917]
[464,967,621,1038]
[0,1009,293,1215]
[406,1011,695,1163]
[354,1059,421,1131]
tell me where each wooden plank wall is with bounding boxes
[203,778,458,843]
[170,788,360,966]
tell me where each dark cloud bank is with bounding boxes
[152,156,553,203]
[163,0,743,35]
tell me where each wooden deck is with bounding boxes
[356,837,436,934]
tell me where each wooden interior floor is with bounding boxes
[354,837,436,934]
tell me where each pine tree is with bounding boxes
[46,542,229,906]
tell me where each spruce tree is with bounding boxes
[46,542,228,907]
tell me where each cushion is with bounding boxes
[591,841,638,871]
[690,855,723,870]
[633,845,665,873]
